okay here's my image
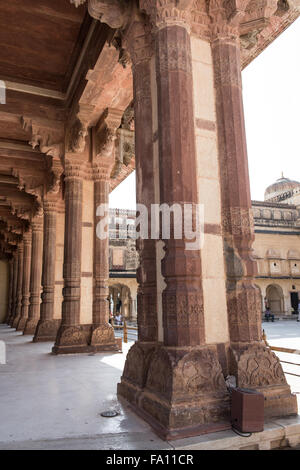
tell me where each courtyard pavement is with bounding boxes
[263,320,300,399]
[0,321,300,450]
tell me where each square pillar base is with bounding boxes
[23,319,39,336]
[33,319,61,342]
[52,324,122,354]
[230,343,298,419]
[16,317,28,332]
[118,343,231,440]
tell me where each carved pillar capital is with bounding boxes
[31,215,44,233]
[64,158,87,180]
[121,12,154,67]
[92,108,123,180]
[43,199,58,214]
[65,111,90,155]
[23,229,32,246]
[45,157,64,196]
[140,0,194,31]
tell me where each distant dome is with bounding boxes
[264,175,300,202]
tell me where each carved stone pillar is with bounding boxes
[5,257,14,324]
[118,16,160,407]
[90,157,119,351]
[9,252,19,326]
[12,242,24,328]
[16,230,32,331]
[34,199,61,342]
[210,8,297,417]
[52,160,86,354]
[24,216,43,335]
[118,3,229,440]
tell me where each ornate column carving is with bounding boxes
[16,230,32,331]
[210,0,297,417]
[52,159,86,354]
[23,215,43,335]
[8,252,19,326]
[118,14,160,405]
[119,2,229,440]
[90,110,121,351]
[34,198,60,342]
[12,241,24,328]
[5,257,14,324]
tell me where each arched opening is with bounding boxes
[266,284,285,315]
[109,283,134,321]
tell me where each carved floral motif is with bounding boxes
[235,345,287,387]
[140,0,194,29]
[146,347,227,400]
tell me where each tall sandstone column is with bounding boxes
[9,252,19,326]
[24,215,43,335]
[90,141,119,351]
[53,160,86,354]
[12,241,24,328]
[210,7,297,417]
[5,256,14,324]
[119,3,229,440]
[17,230,32,331]
[34,198,61,342]
[119,16,160,403]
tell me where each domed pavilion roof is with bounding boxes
[264,174,300,202]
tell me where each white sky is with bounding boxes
[109,17,300,210]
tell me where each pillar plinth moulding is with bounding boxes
[23,215,43,335]
[210,1,297,417]
[34,198,61,342]
[16,230,32,331]
[90,114,121,352]
[119,3,230,440]
[12,241,24,329]
[9,252,19,326]
[52,159,87,354]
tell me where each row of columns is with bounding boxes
[5,157,120,354]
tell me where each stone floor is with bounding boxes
[0,322,300,450]
[263,320,300,399]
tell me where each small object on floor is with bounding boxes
[100,410,119,418]
[231,388,264,433]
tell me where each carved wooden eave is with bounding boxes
[111,128,135,180]
[2,187,39,222]
[77,42,133,129]
[240,0,300,67]
[12,171,45,212]
[0,207,28,234]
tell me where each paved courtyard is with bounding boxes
[262,320,300,399]
[0,321,300,450]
